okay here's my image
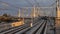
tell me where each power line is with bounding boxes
[0,1,20,9]
[0,0,58,8]
[49,0,56,7]
[25,0,34,6]
[34,0,40,7]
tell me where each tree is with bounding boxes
[3,13,8,17]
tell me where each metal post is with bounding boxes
[22,8,25,24]
[34,5,36,18]
[30,5,36,27]
[30,8,33,27]
[18,8,20,17]
[55,0,59,34]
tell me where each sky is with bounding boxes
[0,0,57,17]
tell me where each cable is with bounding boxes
[49,0,57,7]
[25,0,34,6]
[0,0,58,8]
[34,0,39,7]
[0,1,20,9]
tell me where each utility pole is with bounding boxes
[18,8,20,17]
[22,8,25,24]
[34,5,36,18]
[30,5,36,27]
[55,0,59,34]
[56,0,60,19]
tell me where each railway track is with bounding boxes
[15,20,47,34]
[14,20,44,34]
[0,18,42,34]
[0,18,55,34]
[0,20,47,34]
[0,21,30,33]
[0,17,55,33]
